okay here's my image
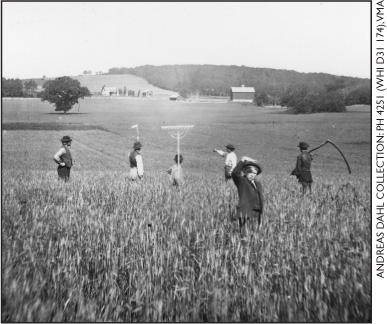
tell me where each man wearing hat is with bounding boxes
[231,156,264,237]
[213,144,237,182]
[291,142,313,194]
[128,141,144,181]
[53,135,73,181]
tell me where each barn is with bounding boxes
[101,86,119,96]
[230,85,255,103]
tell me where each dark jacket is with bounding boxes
[231,161,264,219]
[292,151,313,183]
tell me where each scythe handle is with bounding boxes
[308,140,329,153]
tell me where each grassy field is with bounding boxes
[1,99,371,321]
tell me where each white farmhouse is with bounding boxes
[101,86,119,96]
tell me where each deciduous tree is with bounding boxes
[39,76,91,114]
[255,93,269,106]
[2,78,23,97]
[280,82,346,114]
[24,80,38,95]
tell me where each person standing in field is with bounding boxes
[213,144,237,182]
[291,141,313,194]
[231,156,264,238]
[129,141,144,181]
[167,154,184,187]
[53,135,73,182]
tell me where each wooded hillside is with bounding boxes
[108,65,370,104]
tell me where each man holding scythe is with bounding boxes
[291,139,351,194]
[291,142,313,194]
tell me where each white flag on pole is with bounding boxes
[131,124,138,129]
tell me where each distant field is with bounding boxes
[1,99,371,321]
[2,99,370,176]
[28,74,178,98]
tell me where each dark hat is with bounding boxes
[60,135,72,142]
[225,144,235,150]
[133,141,142,149]
[243,161,262,175]
[298,142,309,150]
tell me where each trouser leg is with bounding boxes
[238,217,247,238]
[247,213,261,238]
[58,166,70,181]
[301,182,307,194]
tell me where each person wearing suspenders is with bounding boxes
[53,135,73,181]
[128,141,144,181]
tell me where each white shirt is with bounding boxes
[136,154,144,177]
[127,152,144,177]
[216,150,237,171]
[167,164,184,184]
[54,147,66,163]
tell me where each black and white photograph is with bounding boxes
[2,1,378,322]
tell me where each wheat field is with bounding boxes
[1,99,371,322]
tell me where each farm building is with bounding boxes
[141,90,153,98]
[101,86,119,96]
[169,94,183,101]
[230,85,255,102]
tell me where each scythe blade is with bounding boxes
[308,140,351,174]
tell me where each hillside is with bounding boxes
[27,74,178,98]
[108,64,370,100]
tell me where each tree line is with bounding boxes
[108,64,370,112]
[2,77,39,98]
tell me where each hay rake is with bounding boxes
[161,125,194,165]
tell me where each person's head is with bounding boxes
[298,142,309,151]
[174,154,183,164]
[225,144,235,153]
[60,135,72,147]
[243,162,262,181]
[133,141,142,151]
[243,165,259,181]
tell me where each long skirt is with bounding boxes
[58,166,71,181]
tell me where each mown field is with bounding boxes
[2,99,371,321]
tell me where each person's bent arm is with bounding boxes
[54,148,66,166]
[231,160,245,185]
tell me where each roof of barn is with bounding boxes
[230,87,255,93]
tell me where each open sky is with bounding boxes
[2,2,370,80]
